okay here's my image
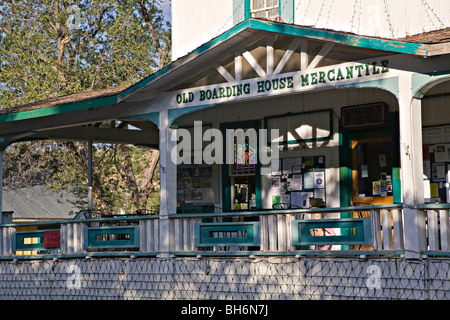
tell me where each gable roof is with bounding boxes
[2,185,78,221]
[1,18,449,122]
[119,18,450,102]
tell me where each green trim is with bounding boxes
[339,77,399,98]
[0,95,117,124]
[422,251,450,258]
[0,251,160,261]
[246,19,424,56]
[119,18,427,104]
[83,226,140,250]
[220,120,262,211]
[291,218,372,246]
[171,250,405,257]
[412,71,450,99]
[12,229,60,252]
[245,0,251,19]
[195,221,260,247]
[169,203,403,219]
[233,0,250,26]
[418,203,450,209]
[0,250,406,261]
[168,104,216,128]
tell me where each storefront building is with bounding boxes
[0,2,450,261]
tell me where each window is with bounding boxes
[251,0,279,20]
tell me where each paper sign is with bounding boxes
[291,174,302,190]
[373,181,381,195]
[314,171,325,188]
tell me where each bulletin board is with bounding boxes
[177,164,214,206]
[423,144,450,203]
[271,155,326,208]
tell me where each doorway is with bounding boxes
[221,120,261,211]
[351,135,394,206]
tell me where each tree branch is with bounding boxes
[0,10,12,35]
[139,0,167,66]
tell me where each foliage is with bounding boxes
[0,0,169,215]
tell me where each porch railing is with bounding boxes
[0,204,420,258]
[419,204,450,253]
[168,204,405,254]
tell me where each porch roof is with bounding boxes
[0,18,449,128]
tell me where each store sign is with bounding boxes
[174,59,391,107]
[341,103,387,128]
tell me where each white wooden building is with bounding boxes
[0,0,449,300]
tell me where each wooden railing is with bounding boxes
[167,204,405,254]
[419,204,450,253]
[1,203,449,258]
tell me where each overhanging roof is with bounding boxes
[0,18,449,128]
[119,19,450,102]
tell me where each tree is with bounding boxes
[0,0,170,215]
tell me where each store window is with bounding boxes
[250,0,279,20]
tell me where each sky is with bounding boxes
[161,0,172,25]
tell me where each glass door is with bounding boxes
[352,135,394,206]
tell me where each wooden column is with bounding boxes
[398,74,426,259]
[159,110,177,256]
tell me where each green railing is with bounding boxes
[4,203,450,258]
[168,204,405,255]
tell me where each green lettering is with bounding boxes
[355,65,364,77]
[287,76,293,88]
[381,60,389,73]
[372,62,380,74]
[319,71,326,83]
[327,69,335,81]
[199,91,205,101]
[346,66,354,79]
[257,81,265,93]
[336,68,344,80]
[272,78,279,90]
[280,78,286,89]
[212,89,218,99]
[311,73,318,85]
[226,86,232,97]
[219,87,225,98]
[236,85,243,96]
[243,83,250,94]
[301,74,309,87]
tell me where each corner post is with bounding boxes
[398,74,426,258]
[159,109,177,256]
[0,150,3,215]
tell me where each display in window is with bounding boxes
[271,155,326,209]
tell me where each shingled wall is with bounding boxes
[0,256,448,300]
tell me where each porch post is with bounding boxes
[0,151,3,216]
[398,74,426,259]
[88,140,93,211]
[159,109,177,256]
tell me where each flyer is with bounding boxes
[303,172,314,189]
[372,181,381,195]
[291,174,302,190]
[314,171,325,188]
